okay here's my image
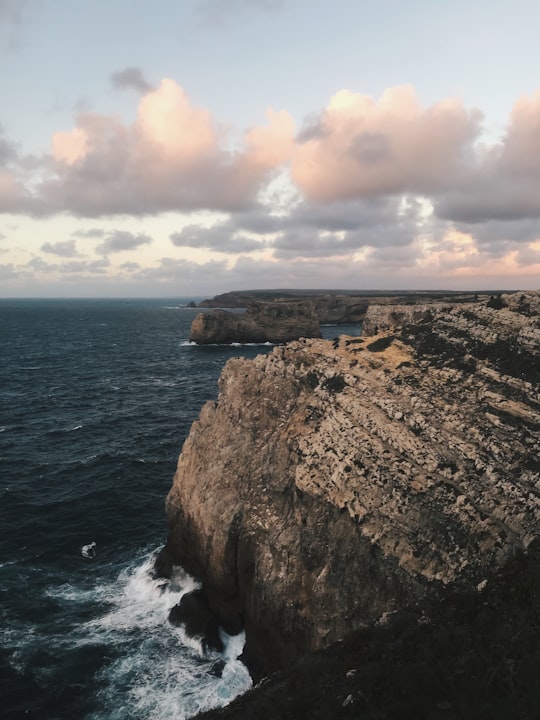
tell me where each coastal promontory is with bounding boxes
[160,290,539,715]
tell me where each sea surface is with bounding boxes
[0,298,360,720]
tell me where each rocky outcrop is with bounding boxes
[189,301,321,344]
[162,291,540,677]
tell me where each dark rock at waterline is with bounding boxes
[209,659,226,678]
[168,589,224,654]
[154,546,174,579]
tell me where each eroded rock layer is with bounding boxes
[163,291,540,674]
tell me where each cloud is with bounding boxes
[41,239,79,257]
[0,261,19,279]
[59,258,109,274]
[20,254,110,278]
[169,195,425,262]
[290,86,482,202]
[270,197,424,259]
[110,67,154,94]
[72,227,106,238]
[0,0,34,49]
[134,256,229,284]
[40,79,295,215]
[96,230,153,254]
[0,169,36,213]
[0,127,18,166]
[170,223,266,253]
[435,89,540,223]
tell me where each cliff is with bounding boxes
[161,290,539,681]
[189,300,321,344]
[197,289,483,324]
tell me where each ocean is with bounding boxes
[0,298,359,719]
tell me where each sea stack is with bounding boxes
[189,300,321,344]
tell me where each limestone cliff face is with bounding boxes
[163,291,540,674]
[189,300,321,344]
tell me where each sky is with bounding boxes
[1,0,540,298]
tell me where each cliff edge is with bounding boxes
[161,291,539,679]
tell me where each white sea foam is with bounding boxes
[79,552,252,719]
[230,341,274,347]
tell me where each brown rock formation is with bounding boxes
[162,290,540,676]
[189,301,321,345]
[196,289,484,324]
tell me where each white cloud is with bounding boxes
[39,80,295,216]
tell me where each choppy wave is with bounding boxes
[0,299,266,719]
[57,553,251,719]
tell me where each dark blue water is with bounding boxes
[0,299,360,719]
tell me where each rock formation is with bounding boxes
[197,289,483,324]
[189,300,321,344]
[161,290,539,678]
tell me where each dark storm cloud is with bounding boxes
[110,67,154,94]
[97,230,153,254]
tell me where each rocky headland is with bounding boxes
[189,300,321,344]
[159,290,539,717]
[197,289,484,325]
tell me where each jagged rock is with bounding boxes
[163,290,540,676]
[189,301,321,344]
[168,588,224,654]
